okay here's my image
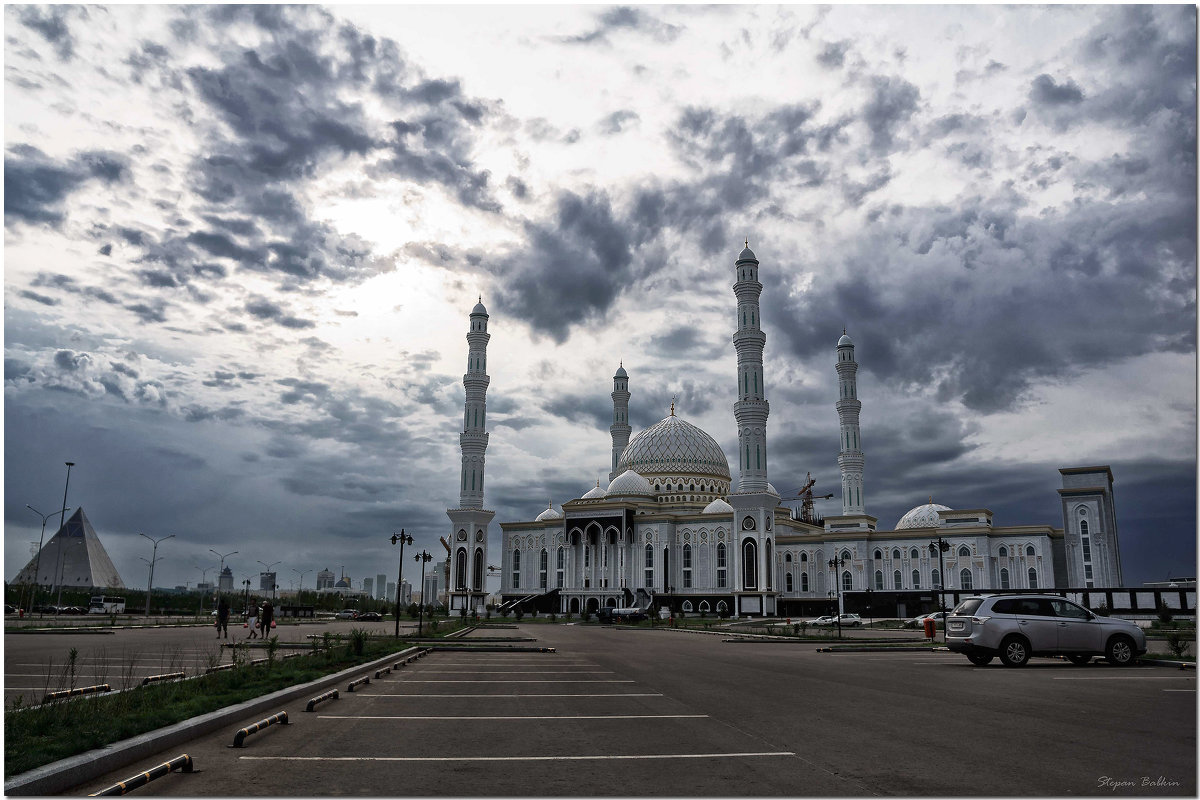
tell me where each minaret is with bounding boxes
[447,297,496,614]
[609,363,631,482]
[728,242,780,618]
[836,331,865,515]
[733,242,769,492]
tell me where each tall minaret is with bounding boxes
[836,331,865,515]
[609,363,631,482]
[447,298,496,614]
[733,242,769,492]
[728,242,779,618]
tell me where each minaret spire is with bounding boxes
[836,331,865,515]
[447,298,496,614]
[733,243,769,492]
[609,362,631,481]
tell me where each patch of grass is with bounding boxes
[4,636,414,778]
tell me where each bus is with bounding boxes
[89,595,126,614]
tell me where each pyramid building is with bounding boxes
[13,508,125,590]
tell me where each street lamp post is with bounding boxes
[195,566,212,614]
[828,553,848,638]
[293,568,310,600]
[211,549,238,594]
[141,533,175,617]
[413,550,433,637]
[258,560,281,600]
[930,537,950,640]
[52,461,74,610]
[25,504,71,617]
[391,530,413,637]
[242,579,251,617]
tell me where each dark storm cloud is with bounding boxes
[244,297,316,330]
[644,325,724,360]
[18,290,58,306]
[4,146,131,227]
[862,75,920,154]
[542,392,612,431]
[1028,74,1084,107]
[816,40,851,69]
[561,7,683,46]
[16,4,80,61]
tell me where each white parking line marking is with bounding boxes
[382,679,635,683]
[1164,689,1196,692]
[317,714,708,720]
[368,693,663,698]
[431,670,614,674]
[1052,676,1193,680]
[239,752,794,762]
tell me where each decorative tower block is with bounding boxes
[609,364,631,482]
[825,331,877,534]
[728,243,780,617]
[447,298,496,614]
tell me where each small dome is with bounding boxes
[738,245,757,262]
[606,469,654,497]
[472,301,487,315]
[702,498,734,514]
[838,333,853,347]
[582,481,607,500]
[766,482,780,497]
[616,414,731,481]
[535,502,562,522]
[896,502,952,530]
[614,363,628,378]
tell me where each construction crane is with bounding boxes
[781,472,833,525]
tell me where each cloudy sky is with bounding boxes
[4,5,1195,595]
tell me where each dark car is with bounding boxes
[356,611,383,621]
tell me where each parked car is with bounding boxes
[809,615,836,626]
[357,611,382,621]
[905,611,946,629]
[336,609,357,619]
[945,594,1147,667]
[835,613,863,627]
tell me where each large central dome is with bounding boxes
[616,415,731,480]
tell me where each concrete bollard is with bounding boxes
[230,711,288,747]
[347,675,370,692]
[89,754,193,795]
[304,689,339,712]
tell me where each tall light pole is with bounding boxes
[141,533,175,617]
[930,537,950,641]
[195,566,212,614]
[828,553,848,639]
[391,530,413,637]
[26,504,71,617]
[258,560,281,600]
[49,462,75,611]
[413,550,433,637]
[293,568,310,599]
[210,549,238,592]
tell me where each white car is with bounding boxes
[809,615,836,625]
[835,613,863,627]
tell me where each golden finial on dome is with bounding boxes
[670,394,676,416]
[929,495,933,505]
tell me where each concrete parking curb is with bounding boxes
[4,646,423,796]
[1138,658,1195,670]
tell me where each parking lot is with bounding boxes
[47,623,1195,796]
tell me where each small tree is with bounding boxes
[1156,601,1175,627]
[1165,629,1192,660]
[514,608,524,622]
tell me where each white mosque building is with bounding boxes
[444,245,1123,618]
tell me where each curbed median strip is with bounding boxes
[141,672,185,687]
[87,753,193,796]
[230,712,288,748]
[43,683,111,704]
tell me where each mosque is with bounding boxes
[444,245,1124,618]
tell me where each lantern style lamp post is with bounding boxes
[391,530,413,637]
[140,533,175,617]
[930,537,951,640]
[413,550,433,637]
[827,553,848,638]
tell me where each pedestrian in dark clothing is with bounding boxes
[260,600,274,638]
[216,597,230,639]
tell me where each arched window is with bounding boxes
[786,572,794,592]
[681,600,693,612]
[998,545,1008,558]
[892,549,901,561]
[556,547,565,588]
[742,540,758,589]
[699,600,710,613]
[536,548,547,588]
[682,544,693,589]
[874,570,884,590]
[911,569,920,589]
[785,553,792,563]
[765,540,773,590]
[932,568,942,589]
[474,548,484,591]
[800,552,808,563]
[801,571,809,592]
[893,570,902,590]
[1028,567,1038,588]
[716,543,727,588]
[910,547,919,559]
[644,544,654,588]
[874,549,883,561]
[455,548,467,591]
[957,545,970,558]
[1026,545,1035,557]
[511,549,521,589]
[960,568,972,590]
[841,549,852,562]
[1000,568,1010,589]
[1080,519,1089,537]
[842,571,853,592]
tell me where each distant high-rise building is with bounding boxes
[398,579,412,605]
[259,572,276,593]
[363,577,374,597]
[316,568,335,590]
[218,566,233,592]
[376,573,387,600]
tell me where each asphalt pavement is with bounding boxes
[46,622,1196,796]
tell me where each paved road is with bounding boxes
[58,623,1194,796]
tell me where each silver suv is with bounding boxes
[945,594,1147,667]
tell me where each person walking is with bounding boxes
[216,596,230,639]
[260,599,274,639]
[246,602,259,639]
